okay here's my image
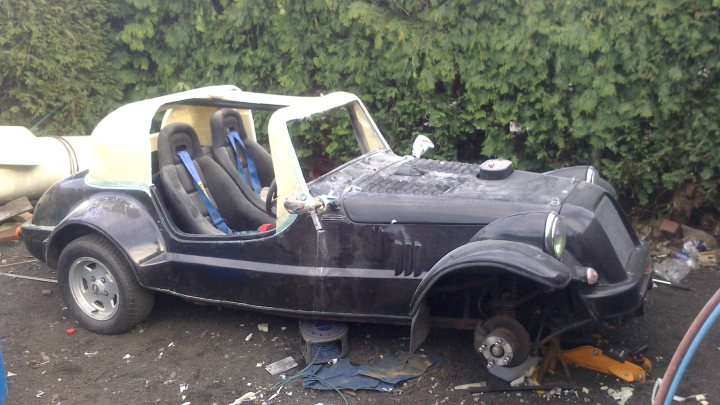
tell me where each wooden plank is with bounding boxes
[0,197,32,223]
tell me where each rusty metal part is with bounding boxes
[475,316,531,368]
[536,338,574,385]
[562,345,652,383]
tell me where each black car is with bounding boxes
[21,86,651,371]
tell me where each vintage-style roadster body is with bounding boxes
[21,86,651,370]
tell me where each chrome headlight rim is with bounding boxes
[585,166,598,184]
[544,212,566,259]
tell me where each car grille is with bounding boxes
[596,197,634,268]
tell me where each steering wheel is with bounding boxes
[265,179,278,217]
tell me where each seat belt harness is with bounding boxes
[227,131,262,195]
[176,151,232,234]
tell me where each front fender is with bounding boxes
[409,240,572,316]
[545,165,617,199]
[46,194,165,274]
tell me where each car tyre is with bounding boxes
[57,234,154,334]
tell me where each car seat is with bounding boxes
[157,123,273,234]
[210,108,274,212]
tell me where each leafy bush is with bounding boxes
[0,0,122,133]
[2,0,718,211]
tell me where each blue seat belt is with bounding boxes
[227,131,262,195]
[176,151,232,234]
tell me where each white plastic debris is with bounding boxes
[258,323,269,332]
[265,356,298,375]
[228,392,257,404]
[84,351,99,358]
[281,326,287,331]
[180,384,189,393]
[245,333,253,341]
[607,386,633,405]
[6,372,16,377]
[255,362,263,368]
[123,354,132,359]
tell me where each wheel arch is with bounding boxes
[408,240,573,352]
[46,194,166,287]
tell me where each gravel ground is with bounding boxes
[1,238,719,405]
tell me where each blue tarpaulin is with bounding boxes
[303,352,438,392]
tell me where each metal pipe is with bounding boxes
[0,126,91,202]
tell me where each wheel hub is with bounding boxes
[68,257,119,321]
[474,316,532,368]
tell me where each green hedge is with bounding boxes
[2,0,718,211]
[0,0,122,133]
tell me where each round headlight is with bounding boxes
[585,166,598,184]
[544,212,566,259]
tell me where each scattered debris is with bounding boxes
[653,240,701,285]
[6,372,16,378]
[0,197,33,224]
[84,351,98,358]
[51,393,59,402]
[258,323,269,332]
[245,333,253,342]
[606,386,633,405]
[698,250,718,267]
[36,390,44,398]
[681,225,718,249]
[168,342,175,348]
[454,382,487,391]
[180,383,188,393]
[66,328,76,336]
[303,352,437,392]
[660,219,683,239]
[40,352,50,362]
[653,278,693,291]
[228,391,257,404]
[281,326,287,331]
[672,393,707,402]
[265,356,298,375]
[0,271,55,284]
[41,289,52,297]
[123,354,132,360]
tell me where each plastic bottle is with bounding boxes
[653,258,692,284]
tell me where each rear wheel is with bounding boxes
[57,234,154,334]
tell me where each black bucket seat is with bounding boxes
[210,108,274,212]
[156,123,273,234]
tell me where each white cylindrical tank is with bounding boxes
[0,126,92,203]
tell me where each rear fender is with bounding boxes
[46,194,165,285]
[408,240,572,352]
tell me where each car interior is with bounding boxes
[152,106,277,236]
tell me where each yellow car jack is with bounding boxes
[535,338,652,384]
[562,344,653,383]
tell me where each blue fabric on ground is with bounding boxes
[302,352,438,392]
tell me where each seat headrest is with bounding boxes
[157,123,203,167]
[211,108,248,148]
